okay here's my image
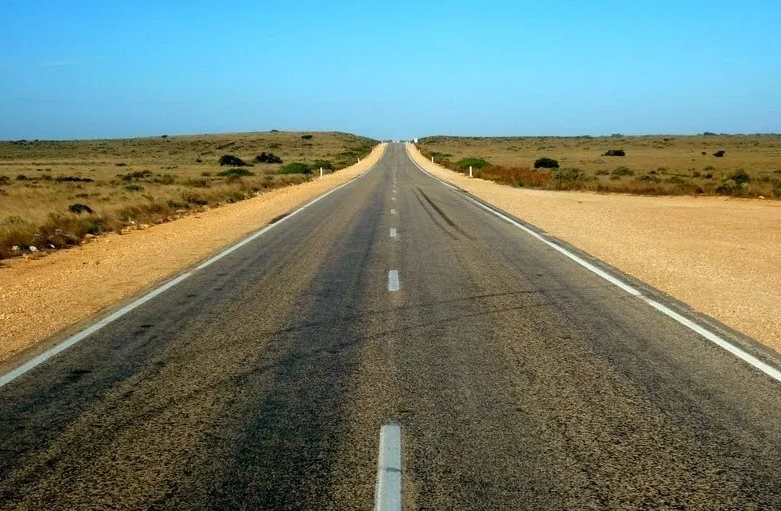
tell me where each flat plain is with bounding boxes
[0,131,376,259]
[417,134,781,198]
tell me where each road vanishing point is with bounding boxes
[2,144,781,509]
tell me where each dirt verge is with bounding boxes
[407,143,781,353]
[0,144,386,366]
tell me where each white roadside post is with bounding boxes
[320,167,323,179]
[469,165,473,178]
[431,156,434,163]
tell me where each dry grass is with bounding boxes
[417,134,781,198]
[0,131,376,259]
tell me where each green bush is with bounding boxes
[313,159,334,171]
[727,169,750,185]
[552,168,584,181]
[279,162,311,174]
[534,157,559,169]
[217,168,255,177]
[455,157,491,170]
[301,134,313,140]
[603,149,626,157]
[713,150,726,157]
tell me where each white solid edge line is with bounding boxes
[374,423,402,511]
[404,145,781,384]
[0,148,386,390]
[390,209,397,215]
[390,228,397,237]
[388,270,400,292]
[0,273,191,388]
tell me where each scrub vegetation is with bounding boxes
[0,131,376,259]
[417,134,781,199]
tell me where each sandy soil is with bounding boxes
[407,143,781,353]
[0,144,386,365]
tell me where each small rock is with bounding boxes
[48,244,55,249]
[11,245,19,252]
[758,195,765,200]
[84,233,95,239]
[29,246,38,252]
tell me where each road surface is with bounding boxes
[2,143,781,510]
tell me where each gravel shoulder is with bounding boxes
[0,144,386,367]
[407,143,781,353]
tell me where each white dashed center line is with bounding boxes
[388,270,400,292]
[374,423,402,511]
[390,228,397,237]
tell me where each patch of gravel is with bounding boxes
[407,143,781,353]
[0,144,386,365]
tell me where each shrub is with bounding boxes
[301,134,313,140]
[551,168,585,182]
[68,203,93,214]
[638,173,661,183]
[227,192,246,203]
[254,152,283,164]
[603,149,626,157]
[120,170,153,181]
[713,150,726,157]
[727,169,750,185]
[455,157,491,171]
[534,157,559,169]
[611,166,634,177]
[217,168,255,177]
[219,154,249,166]
[313,159,334,171]
[279,162,311,174]
[715,180,743,195]
[181,191,208,205]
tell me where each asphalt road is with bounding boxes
[2,143,781,510]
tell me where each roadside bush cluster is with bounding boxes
[219,154,249,166]
[455,157,491,170]
[254,152,283,164]
[279,162,311,174]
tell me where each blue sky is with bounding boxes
[1,0,780,140]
